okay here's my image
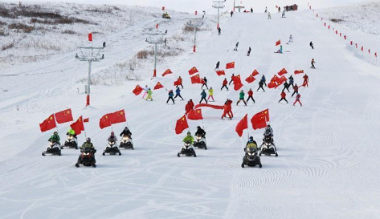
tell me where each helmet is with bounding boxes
[86,137,91,143]
[111,131,114,136]
[187,131,191,136]
[197,126,201,129]
[54,131,58,135]
[249,136,253,141]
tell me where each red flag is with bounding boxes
[245,75,256,83]
[154,82,164,90]
[39,114,57,132]
[275,40,281,46]
[70,116,85,135]
[268,81,280,89]
[344,35,347,40]
[215,70,226,76]
[132,85,143,95]
[340,33,342,37]
[279,76,287,83]
[174,78,182,86]
[188,67,199,75]
[156,23,159,29]
[175,115,189,134]
[251,109,269,130]
[99,114,111,129]
[294,70,304,74]
[328,25,330,29]
[109,110,126,124]
[375,52,377,58]
[162,69,173,77]
[335,30,338,34]
[55,109,73,124]
[226,62,235,69]
[368,49,371,54]
[234,81,244,91]
[350,41,353,45]
[88,33,93,42]
[270,75,280,83]
[188,109,203,120]
[361,46,364,52]
[190,75,202,84]
[278,68,288,76]
[84,118,89,123]
[324,22,326,26]
[251,69,259,77]
[236,114,248,137]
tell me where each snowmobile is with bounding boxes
[75,147,96,168]
[61,134,78,149]
[119,135,134,150]
[241,147,262,168]
[193,134,207,150]
[103,141,121,156]
[162,12,171,19]
[177,141,196,157]
[259,135,278,157]
[42,141,61,156]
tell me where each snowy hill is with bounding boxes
[1,1,380,218]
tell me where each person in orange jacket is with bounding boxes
[221,78,229,90]
[278,91,288,103]
[293,93,302,106]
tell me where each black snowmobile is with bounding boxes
[259,135,278,157]
[177,141,196,157]
[75,147,96,168]
[61,134,78,149]
[103,141,121,156]
[42,141,61,156]
[241,147,262,168]
[119,135,134,150]
[193,134,207,150]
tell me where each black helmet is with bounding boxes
[249,136,253,141]
[54,131,58,135]
[197,126,201,129]
[86,137,91,143]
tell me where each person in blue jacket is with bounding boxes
[174,86,184,100]
[167,90,175,104]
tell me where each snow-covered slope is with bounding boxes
[1,2,380,219]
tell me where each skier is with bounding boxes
[215,61,220,70]
[49,131,60,144]
[303,74,309,87]
[260,75,267,86]
[234,42,239,51]
[120,127,132,139]
[282,81,290,92]
[201,77,208,89]
[146,88,153,101]
[142,85,149,99]
[250,8,253,13]
[257,80,265,92]
[218,27,221,35]
[278,6,281,13]
[282,10,285,18]
[265,7,267,13]
[178,76,184,88]
[202,10,206,19]
[247,47,252,56]
[311,59,316,69]
[230,11,233,17]
[288,34,293,43]
[229,74,235,85]
[174,86,184,100]
[293,93,302,106]
[276,45,283,53]
[200,89,208,104]
[278,91,288,103]
[166,90,175,104]
[185,99,195,114]
[288,75,294,87]
[247,88,255,103]
[236,90,247,106]
[292,84,299,97]
[207,87,215,102]
[310,41,314,49]
[221,78,229,90]
[195,126,206,138]
[268,11,271,19]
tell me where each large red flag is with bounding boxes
[235,114,248,137]
[226,62,235,69]
[154,82,164,90]
[251,109,269,130]
[39,114,57,132]
[88,33,93,42]
[132,85,143,95]
[162,69,173,77]
[275,40,281,46]
[278,68,288,76]
[215,70,226,76]
[234,81,244,91]
[270,75,280,83]
[174,78,182,86]
[190,75,201,84]
[109,110,126,124]
[279,76,287,83]
[268,81,280,89]
[294,70,304,74]
[189,67,199,75]
[245,75,256,83]
[175,115,189,134]
[70,116,85,135]
[99,114,112,129]
[55,109,73,124]
[251,69,259,77]
[187,109,203,120]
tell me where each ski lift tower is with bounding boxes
[186,18,203,52]
[75,45,105,107]
[146,30,166,78]
[212,1,225,29]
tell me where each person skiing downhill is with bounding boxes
[221,78,229,90]
[201,77,208,89]
[218,27,221,35]
[265,7,268,13]
[310,41,314,49]
[257,80,265,92]
[292,84,299,97]
[293,93,302,106]
[282,81,290,92]
[215,61,220,69]
[174,87,184,100]
[236,90,247,106]
[207,87,215,102]
[278,91,288,103]
[303,74,309,87]
[268,11,271,19]
[282,10,285,18]
[247,88,255,103]
[230,11,233,17]
[146,88,153,101]
[311,59,316,69]
[167,90,175,104]
[200,89,208,104]
[142,85,149,99]
[247,47,252,56]
[260,75,267,86]
[288,75,294,87]
[288,34,293,43]
[234,42,239,51]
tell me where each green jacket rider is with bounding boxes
[182,131,194,144]
[49,131,60,143]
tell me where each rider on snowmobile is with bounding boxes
[120,127,132,139]
[246,136,258,151]
[66,128,76,138]
[183,131,194,144]
[81,137,95,152]
[108,131,118,143]
[195,126,206,138]
[264,124,273,137]
[49,131,60,144]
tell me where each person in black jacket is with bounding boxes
[120,127,132,139]
[195,126,206,138]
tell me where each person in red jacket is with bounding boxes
[278,91,288,103]
[246,88,255,103]
[293,93,302,106]
[303,74,309,87]
[292,84,299,97]
[221,78,229,90]
[227,99,233,118]
[178,76,183,89]
[221,99,232,119]
[185,99,194,114]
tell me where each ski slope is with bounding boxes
[1,4,380,219]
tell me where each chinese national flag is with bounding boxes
[99,114,112,129]
[251,69,259,77]
[88,33,93,42]
[275,40,281,46]
[174,78,182,86]
[84,118,89,123]
[109,110,127,124]
[70,116,85,135]
[278,68,288,76]
[268,81,280,89]
[328,25,330,29]
[154,82,164,90]
[156,23,159,29]
[189,67,199,75]
[162,69,173,77]
[226,62,235,69]
[245,75,256,83]
[235,114,248,137]
[270,75,280,83]
[187,109,203,120]
[132,85,143,95]
[39,114,57,132]
[251,109,269,130]
[234,81,244,91]
[215,70,226,76]
[55,108,73,124]
[190,75,201,84]
[294,70,304,74]
[175,115,189,134]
